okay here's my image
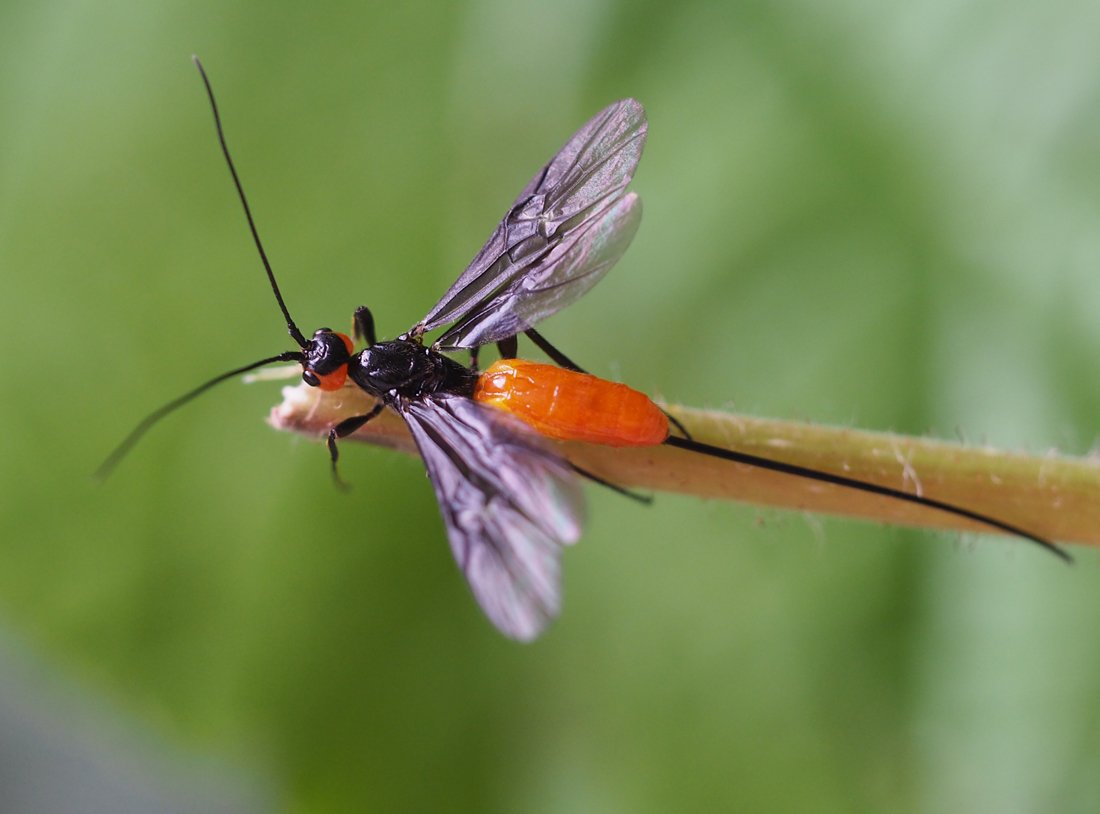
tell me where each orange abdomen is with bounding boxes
[473,360,669,447]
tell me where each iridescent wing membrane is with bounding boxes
[403,100,648,639]
[400,397,584,641]
[415,98,647,349]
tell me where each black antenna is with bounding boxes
[97,59,314,479]
[192,55,308,348]
[95,351,303,481]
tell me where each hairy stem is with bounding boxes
[266,377,1100,548]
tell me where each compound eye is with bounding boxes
[302,365,347,391]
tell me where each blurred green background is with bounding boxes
[2,0,1099,811]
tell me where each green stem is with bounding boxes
[266,379,1100,548]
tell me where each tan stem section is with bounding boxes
[266,377,1100,548]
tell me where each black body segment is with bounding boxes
[349,341,478,400]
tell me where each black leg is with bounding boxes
[326,401,386,489]
[663,410,693,441]
[471,336,519,371]
[497,336,518,360]
[524,328,585,372]
[353,306,377,345]
[571,464,653,505]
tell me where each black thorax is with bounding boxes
[348,340,478,400]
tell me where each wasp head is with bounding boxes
[302,329,354,391]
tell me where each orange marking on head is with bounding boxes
[316,367,348,391]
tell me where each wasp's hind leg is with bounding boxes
[571,463,652,505]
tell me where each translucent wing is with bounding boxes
[434,193,641,349]
[398,395,585,641]
[414,99,647,348]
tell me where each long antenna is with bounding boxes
[192,55,308,348]
[97,59,314,480]
[95,351,304,481]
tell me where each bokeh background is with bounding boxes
[2,1,1100,811]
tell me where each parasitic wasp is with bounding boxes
[99,58,1069,641]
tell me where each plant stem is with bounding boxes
[266,378,1100,548]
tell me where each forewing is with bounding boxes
[415,99,647,339]
[435,191,640,349]
[398,395,585,641]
